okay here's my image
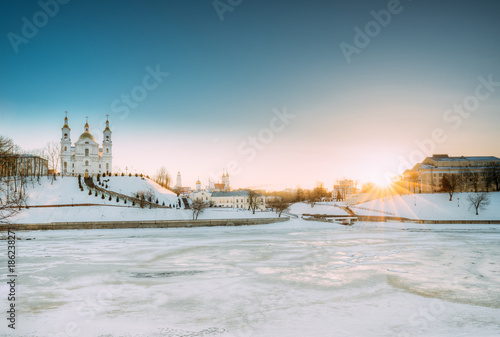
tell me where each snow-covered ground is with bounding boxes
[6,176,280,223]
[289,202,349,216]
[1,219,499,337]
[352,192,500,220]
[103,176,179,206]
[10,206,279,223]
[12,176,180,207]
[19,176,117,206]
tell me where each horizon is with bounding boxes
[2,0,500,190]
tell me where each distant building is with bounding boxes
[191,190,266,210]
[196,171,231,193]
[60,112,112,177]
[333,179,357,199]
[0,154,48,177]
[402,154,500,193]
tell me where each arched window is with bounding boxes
[85,161,89,166]
[106,136,109,142]
[106,163,109,170]
[85,149,89,156]
[64,162,67,170]
[106,148,109,153]
[64,146,67,151]
[64,133,68,139]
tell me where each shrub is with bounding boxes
[156,198,159,204]
[124,199,127,204]
[162,201,165,206]
[116,196,119,202]
[95,191,98,197]
[129,173,132,177]
[135,173,138,177]
[121,173,124,176]
[109,195,112,201]
[101,194,105,199]
[89,189,92,195]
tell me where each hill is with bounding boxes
[351,192,500,220]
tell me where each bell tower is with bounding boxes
[102,115,112,174]
[61,111,71,175]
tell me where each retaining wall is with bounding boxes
[2,217,289,231]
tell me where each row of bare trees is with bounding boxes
[1,136,28,224]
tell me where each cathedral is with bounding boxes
[60,113,112,177]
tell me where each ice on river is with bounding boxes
[1,220,500,337]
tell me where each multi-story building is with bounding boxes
[190,190,266,210]
[0,154,48,177]
[401,154,500,193]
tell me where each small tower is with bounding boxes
[223,171,230,191]
[196,178,201,192]
[176,171,182,188]
[60,111,72,174]
[102,115,112,174]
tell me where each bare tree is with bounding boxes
[459,169,472,192]
[134,189,156,208]
[484,163,500,191]
[467,192,490,216]
[441,173,462,201]
[0,136,27,224]
[191,199,208,220]
[295,186,305,202]
[154,166,171,189]
[311,181,327,202]
[470,172,480,193]
[248,190,264,214]
[270,199,290,217]
[43,141,61,173]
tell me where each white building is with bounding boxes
[60,113,112,177]
[191,190,266,210]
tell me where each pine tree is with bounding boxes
[116,196,119,202]
[89,189,92,195]
[109,195,112,201]
[102,194,105,199]
[95,191,98,197]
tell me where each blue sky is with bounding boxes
[1,0,500,189]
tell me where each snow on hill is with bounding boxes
[102,176,179,206]
[351,192,500,220]
[289,202,349,216]
[19,176,117,206]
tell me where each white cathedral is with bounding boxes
[60,113,112,177]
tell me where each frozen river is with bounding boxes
[1,220,500,337]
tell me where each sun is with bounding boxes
[372,175,392,188]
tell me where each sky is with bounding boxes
[1,0,500,190]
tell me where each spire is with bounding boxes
[84,116,89,132]
[104,114,111,132]
[62,111,70,130]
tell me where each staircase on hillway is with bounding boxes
[83,177,168,209]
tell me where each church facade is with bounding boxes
[60,113,112,177]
